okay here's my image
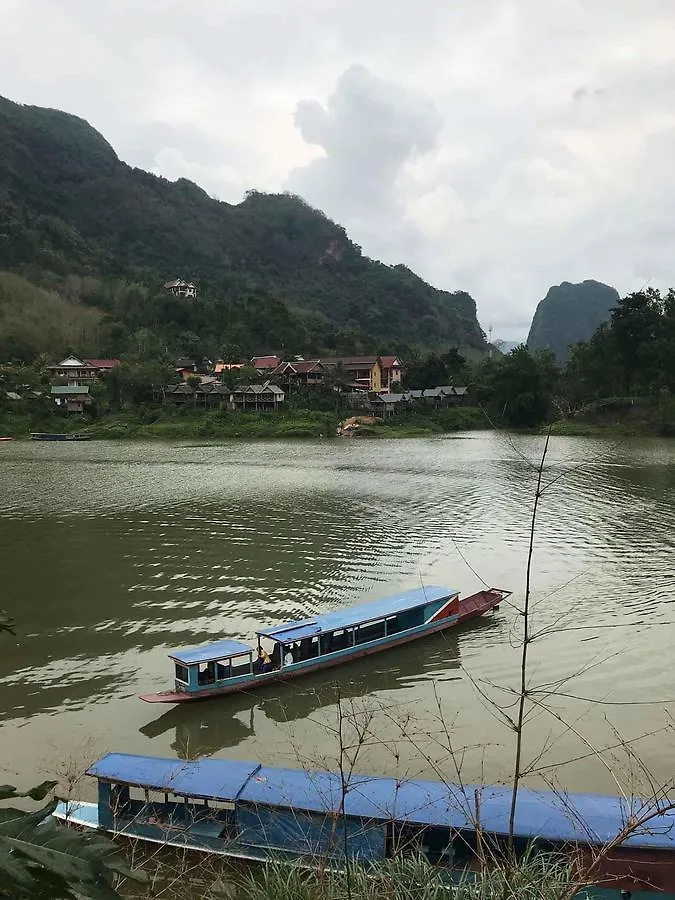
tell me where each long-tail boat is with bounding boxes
[29,432,91,441]
[54,752,675,898]
[140,585,510,704]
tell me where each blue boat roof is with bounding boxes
[88,753,261,801]
[87,754,675,850]
[169,638,254,666]
[257,585,456,640]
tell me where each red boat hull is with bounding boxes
[140,588,509,704]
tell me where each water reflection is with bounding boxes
[139,622,499,759]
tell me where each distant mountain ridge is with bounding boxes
[527,280,619,364]
[0,94,487,356]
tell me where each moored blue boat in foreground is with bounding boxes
[54,752,675,898]
[30,432,91,441]
[141,585,510,703]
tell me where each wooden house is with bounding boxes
[319,356,403,393]
[48,356,119,385]
[231,383,284,411]
[273,360,324,388]
[165,279,197,298]
[251,356,282,372]
[50,385,92,413]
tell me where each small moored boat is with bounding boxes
[30,432,91,441]
[140,585,510,703]
[53,752,675,897]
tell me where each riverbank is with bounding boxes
[1,398,671,440]
[548,396,675,437]
[0,405,488,440]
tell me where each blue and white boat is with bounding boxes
[29,432,91,441]
[140,585,509,703]
[54,752,675,898]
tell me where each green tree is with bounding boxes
[102,360,175,408]
[610,288,662,394]
[477,346,558,427]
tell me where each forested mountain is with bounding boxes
[0,95,487,361]
[527,280,619,364]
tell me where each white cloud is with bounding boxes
[2,0,675,339]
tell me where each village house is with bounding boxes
[379,356,404,392]
[164,383,195,405]
[164,279,197,298]
[319,356,382,392]
[419,385,470,406]
[231,383,285,411]
[251,355,282,372]
[214,361,245,377]
[273,359,324,389]
[48,356,120,385]
[370,392,409,417]
[347,384,469,415]
[50,384,92,413]
[175,358,199,380]
[319,355,404,393]
[163,382,285,412]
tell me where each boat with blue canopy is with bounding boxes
[29,432,91,441]
[54,752,675,897]
[140,584,511,703]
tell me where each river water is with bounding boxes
[1,432,674,805]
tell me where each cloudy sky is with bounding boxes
[2,0,674,340]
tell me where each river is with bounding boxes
[1,432,674,805]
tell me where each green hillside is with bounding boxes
[0,95,487,360]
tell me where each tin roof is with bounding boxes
[85,359,120,369]
[85,752,675,849]
[251,356,281,369]
[377,393,406,403]
[50,385,90,396]
[257,586,455,639]
[169,638,254,665]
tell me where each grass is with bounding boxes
[0,404,489,441]
[234,852,578,900]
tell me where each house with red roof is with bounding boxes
[48,356,120,385]
[251,355,282,371]
[273,359,324,388]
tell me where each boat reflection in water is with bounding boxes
[140,618,500,760]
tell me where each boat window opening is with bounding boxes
[386,615,404,634]
[326,628,355,652]
[297,636,318,660]
[174,663,189,684]
[216,660,231,680]
[355,619,386,645]
[491,833,544,861]
[452,829,479,866]
[109,783,130,816]
[126,786,147,804]
[391,824,453,864]
[197,661,216,685]
[230,656,252,677]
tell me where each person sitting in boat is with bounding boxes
[254,647,272,674]
[284,646,294,667]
